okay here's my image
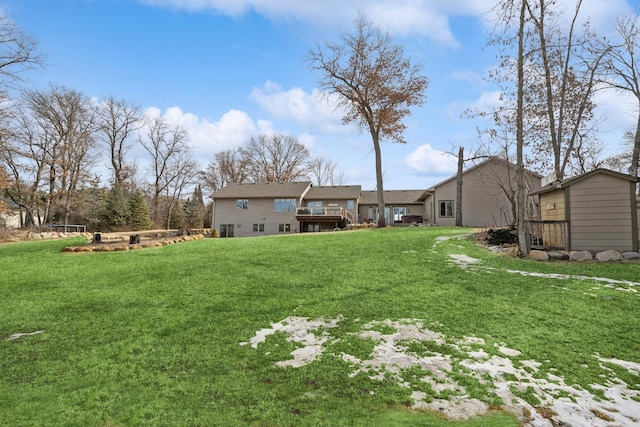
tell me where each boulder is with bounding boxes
[569,251,593,262]
[548,250,570,261]
[595,250,622,262]
[529,250,549,261]
[622,251,640,260]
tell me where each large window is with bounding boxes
[393,207,406,223]
[307,201,322,214]
[275,198,297,212]
[220,224,234,238]
[236,199,248,209]
[279,223,291,232]
[439,200,454,218]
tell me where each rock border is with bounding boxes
[529,248,639,262]
[61,233,205,253]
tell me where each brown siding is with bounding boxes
[539,190,566,221]
[569,174,634,251]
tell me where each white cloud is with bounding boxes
[142,106,262,161]
[138,0,495,47]
[249,81,350,134]
[403,143,458,175]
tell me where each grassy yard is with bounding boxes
[1,227,639,426]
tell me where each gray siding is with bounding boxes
[569,174,634,251]
[213,198,299,237]
[429,160,539,227]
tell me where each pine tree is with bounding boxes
[128,189,151,231]
[169,201,184,229]
[101,185,130,231]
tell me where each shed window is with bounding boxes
[439,200,454,218]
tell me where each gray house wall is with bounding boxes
[213,198,300,237]
[427,159,540,227]
[568,173,636,251]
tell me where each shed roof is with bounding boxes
[530,168,638,196]
[304,185,362,200]
[210,181,312,199]
[359,190,427,205]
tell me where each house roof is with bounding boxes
[210,181,312,199]
[359,190,427,205]
[530,168,639,196]
[425,157,542,192]
[304,185,362,200]
[0,197,19,210]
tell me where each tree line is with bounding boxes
[2,3,640,236]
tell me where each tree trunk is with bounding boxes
[517,0,529,257]
[455,147,464,227]
[631,113,640,182]
[373,133,386,227]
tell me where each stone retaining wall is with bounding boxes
[530,249,640,262]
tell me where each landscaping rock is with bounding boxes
[595,250,622,262]
[622,251,640,260]
[569,251,593,262]
[548,250,569,261]
[529,250,549,261]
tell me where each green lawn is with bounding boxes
[1,227,638,426]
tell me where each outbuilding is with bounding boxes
[530,169,639,252]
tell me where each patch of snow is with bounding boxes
[6,330,43,341]
[244,317,640,426]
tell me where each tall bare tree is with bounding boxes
[0,15,44,87]
[603,13,640,178]
[140,116,196,228]
[307,157,345,186]
[97,96,145,189]
[240,134,310,183]
[200,147,249,193]
[524,0,607,180]
[306,14,428,227]
[21,85,97,224]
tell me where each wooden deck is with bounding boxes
[296,207,355,224]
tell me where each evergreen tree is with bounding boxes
[169,200,184,229]
[128,189,151,231]
[193,185,206,227]
[101,185,129,231]
[183,197,202,229]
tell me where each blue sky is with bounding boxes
[2,0,638,190]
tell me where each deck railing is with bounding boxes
[296,207,355,223]
[526,220,569,250]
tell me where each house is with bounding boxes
[210,181,312,237]
[529,168,639,252]
[210,182,361,237]
[296,185,361,232]
[0,197,22,228]
[421,158,542,227]
[358,190,427,225]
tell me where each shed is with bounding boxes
[530,169,639,252]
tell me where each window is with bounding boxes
[279,223,291,232]
[253,223,264,232]
[307,201,322,214]
[439,200,454,218]
[393,207,407,223]
[220,224,234,238]
[275,198,297,212]
[236,199,248,209]
[347,200,355,210]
